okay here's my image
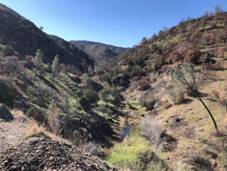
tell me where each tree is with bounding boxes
[52,55,60,86]
[40,26,44,31]
[214,4,223,15]
[33,49,43,82]
[170,63,219,134]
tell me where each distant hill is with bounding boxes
[70,40,129,62]
[0,3,93,72]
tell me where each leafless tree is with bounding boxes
[170,63,219,134]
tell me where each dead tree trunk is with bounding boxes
[197,96,219,134]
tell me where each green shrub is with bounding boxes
[83,89,99,104]
[26,106,46,123]
[107,129,149,168]
[3,45,15,56]
[85,79,103,91]
[100,88,122,106]
[0,80,15,107]
[79,97,91,111]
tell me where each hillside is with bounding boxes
[102,11,227,170]
[1,3,227,171]
[0,3,93,72]
[111,12,227,81]
[70,40,128,62]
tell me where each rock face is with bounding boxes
[0,104,13,122]
[0,135,114,171]
[0,3,93,72]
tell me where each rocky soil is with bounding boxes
[0,108,28,155]
[0,135,115,171]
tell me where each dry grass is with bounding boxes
[122,63,227,169]
[24,120,71,145]
[11,109,28,120]
[47,103,61,135]
[24,120,46,137]
[140,116,164,145]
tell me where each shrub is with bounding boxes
[25,120,46,137]
[166,87,185,105]
[107,129,149,168]
[184,48,201,64]
[26,106,46,123]
[3,45,15,56]
[151,56,163,71]
[187,155,213,171]
[68,74,81,84]
[137,81,151,91]
[139,91,155,110]
[140,116,164,145]
[100,88,122,106]
[79,97,91,111]
[85,79,103,91]
[140,116,177,152]
[0,80,16,107]
[137,150,169,171]
[83,89,99,104]
[47,102,61,135]
[0,57,24,75]
[0,104,14,121]
[174,91,185,105]
[112,73,130,88]
[100,73,112,85]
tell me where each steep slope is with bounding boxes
[104,11,227,170]
[111,12,227,82]
[0,3,93,71]
[70,40,128,62]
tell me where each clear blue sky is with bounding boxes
[0,0,226,47]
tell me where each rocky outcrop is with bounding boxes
[0,135,115,171]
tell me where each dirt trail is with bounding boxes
[0,110,28,155]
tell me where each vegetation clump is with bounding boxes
[139,90,156,110]
[3,45,15,56]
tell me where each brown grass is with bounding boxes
[24,120,46,137]
[24,120,71,144]
[174,91,185,105]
